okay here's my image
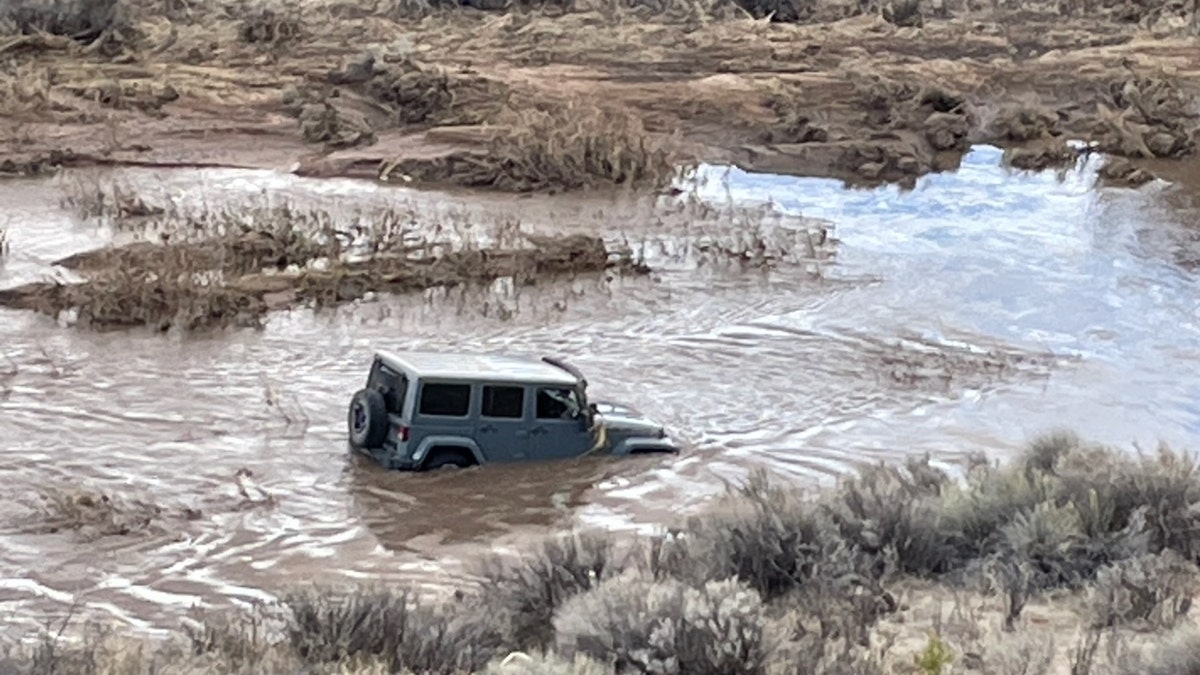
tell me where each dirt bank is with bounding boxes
[1,0,1197,191]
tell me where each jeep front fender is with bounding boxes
[611,438,679,456]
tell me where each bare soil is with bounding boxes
[1,0,1198,191]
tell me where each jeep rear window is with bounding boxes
[482,385,524,419]
[418,383,471,417]
[368,362,407,415]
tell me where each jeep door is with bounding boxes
[475,384,531,461]
[526,385,592,460]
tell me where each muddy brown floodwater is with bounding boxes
[1,145,1199,639]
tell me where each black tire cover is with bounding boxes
[348,388,389,449]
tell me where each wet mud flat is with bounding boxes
[1,0,1200,194]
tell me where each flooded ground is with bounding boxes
[0,145,1198,639]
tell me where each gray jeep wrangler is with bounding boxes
[346,350,679,470]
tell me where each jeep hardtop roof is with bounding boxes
[375,350,581,387]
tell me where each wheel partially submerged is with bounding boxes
[348,388,389,449]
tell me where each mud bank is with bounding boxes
[1,0,1199,191]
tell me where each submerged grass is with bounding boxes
[1,185,650,331]
[6,432,1200,673]
[3,177,841,332]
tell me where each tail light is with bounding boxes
[396,425,410,442]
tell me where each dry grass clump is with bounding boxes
[475,532,620,652]
[59,175,163,221]
[52,247,271,331]
[1095,76,1198,160]
[0,188,644,330]
[0,0,135,51]
[23,482,173,540]
[759,80,830,144]
[282,587,503,672]
[231,1,304,48]
[553,574,785,675]
[728,0,815,21]
[1085,551,1200,631]
[1002,140,1082,172]
[986,104,1063,144]
[362,56,511,127]
[1116,623,1200,675]
[482,651,612,674]
[0,63,56,117]
[482,103,687,192]
[1097,156,1157,188]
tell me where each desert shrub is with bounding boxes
[1102,77,1197,159]
[0,0,128,44]
[363,57,508,127]
[553,573,785,675]
[476,531,624,652]
[0,619,305,675]
[680,470,845,601]
[1045,440,1200,561]
[179,610,280,669]
[996,499,1148,592]
[825,455,956,576]
[1022,430,1081,476]
[483,651,613,675]
[938,458,1052,565]
[1085,551,1200,631]
[282,586,503,672]
[472,102,685,192]
[1113,623,1200,675]
[233,3,303,47]
[730,0,814,21]
[978,629,1056,675]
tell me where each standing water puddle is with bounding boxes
[0,145,1198,636]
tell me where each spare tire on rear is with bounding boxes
[348,388,389,449]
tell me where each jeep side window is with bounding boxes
[536,387,579,420]
[418,382,471,417]
[368,362,407,415]
[481,385,524,419]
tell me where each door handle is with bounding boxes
[531,427,548,436]
[480,424,497,433]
